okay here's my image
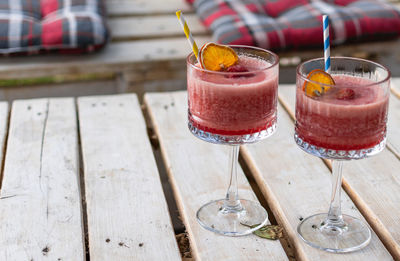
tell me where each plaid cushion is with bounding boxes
[190,0,400,50]
[0,0,108,54]
[0,0,42,19]
[41,0,106,17]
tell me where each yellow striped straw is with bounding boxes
[176,10,199,61]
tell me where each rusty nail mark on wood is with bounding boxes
[42,246,50,255]
[119,242,130,248]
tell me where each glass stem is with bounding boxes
[223,145,242,212]
[325,160,346,228]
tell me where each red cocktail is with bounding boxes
[188,54,278,137]
[187,46,279,144]
[296,75,389,152]
[295,57,390,253]
[187,45,279,236]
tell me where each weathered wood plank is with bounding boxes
[388,94,400,158]
[389,78,400,157]
[78,94,180,261]
[0,98,85,260]
[278,84,400,259]
[144,91,289,261]
[109,14,208,41]
[0,80,120,102]
[0,101,8,183]
[0,37,212,80]
[392,78,400,99]
[241,91,392,260]
[106,0,193,16]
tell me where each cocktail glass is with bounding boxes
[295,57,390,252]
[187,45,279,236]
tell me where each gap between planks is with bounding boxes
[76,98,92,261]
[278,85,400,259]
[0,103,10,191]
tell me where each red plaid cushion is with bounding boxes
[189,0,400,50]
[0,0,42,18]
[0,0,108,54]
[41,0,106,17]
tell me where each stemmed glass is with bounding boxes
[294,57,390,252]
[186,45,279,236]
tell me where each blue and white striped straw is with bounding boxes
[323,14,331,73]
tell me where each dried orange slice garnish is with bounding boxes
[303,69,335,97]
[199,43,238,71]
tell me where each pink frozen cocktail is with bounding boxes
[187,46,279,144]
[295,57,391,253]
[186,45,279,236]
[296,75,389,151]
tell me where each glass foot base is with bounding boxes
[297,213,371,253]
[196,199,268,236]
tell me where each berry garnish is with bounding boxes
[336,88,355,100]
[225,65,255,78]
[303,69,335,97]
[199,43,238,71]
[226,65,249,73]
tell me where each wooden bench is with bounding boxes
[0,78,399,260]
[0,0,399,101]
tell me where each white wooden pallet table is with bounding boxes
[0,80,399,260]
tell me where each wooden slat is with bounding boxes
[389,78,400,157]
[106,0,193,16]
[0,101,8,180]
[0,98,85,260]
[0,80,120,102]
[282,39,400,60]
[241,92,392,260]
[392,78,400,99]
[78,94,180,261]
[109,14,208,41]
[278,84,400,259]
[144,91,289,261]
[388,94,400,158]
[0,37,212,79]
